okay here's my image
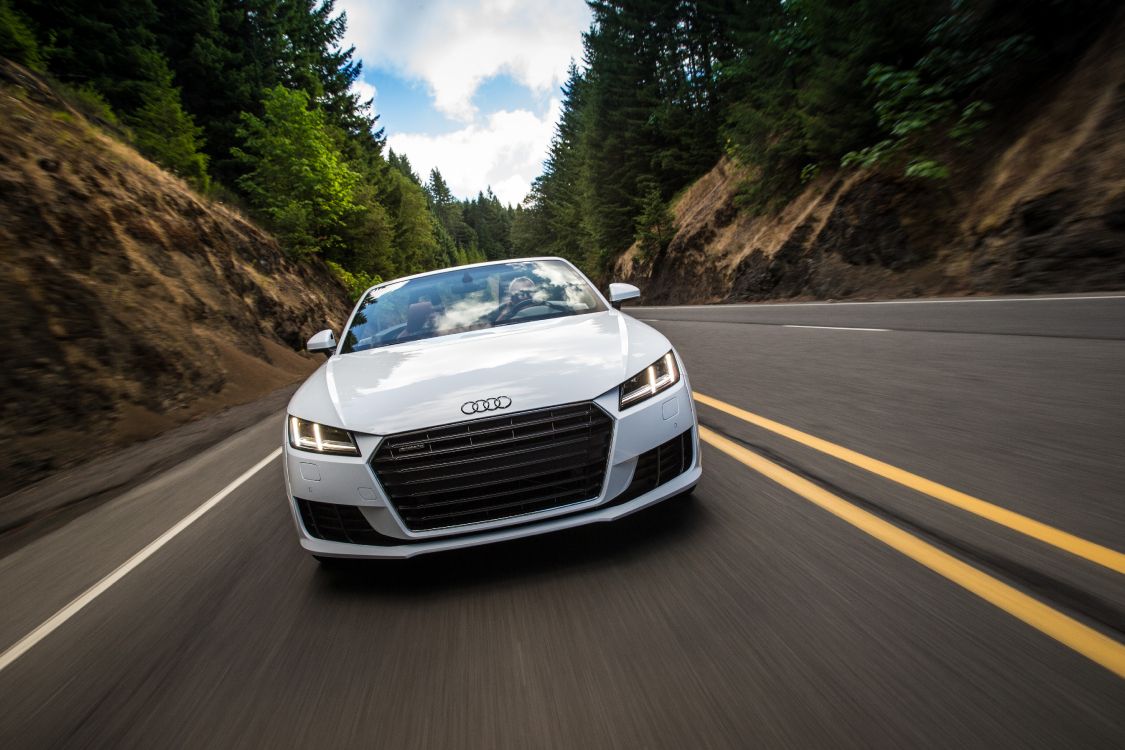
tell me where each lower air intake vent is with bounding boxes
[371,402,613,531]
[296,498,403,545]
[614,429,693,504]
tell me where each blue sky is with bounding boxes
[338,0,592,206]
[370,72,547,136]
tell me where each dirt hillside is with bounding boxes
[614,16,1125,304]
[0,61,350,488]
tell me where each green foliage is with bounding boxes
[422,167,506,266]
[462,188,513,260]
[325,260,380,300]
[518,0,1117,274]
[233,85,358,256]
[387,148,421,185]
[904,158,949,180]
[16,0,163,109]
[511,63,599,275]
[380,165,438,274]
[840,59,982,178]
[950,100,993,143]
[12,0,496,291]
[498,0,736,269]
[0,0,42,69]
[634,184,676,262]
[509,202,549,259]
[127,53,209,189]
[145,0,358,186]
[12,0,211,185]
[719,0,940,209]
[869,65,956,139]
[425,167,469,248]
[339,179,394,276]
[13,0,1115,296]
[838,0,1080,180]
[59,84,124,130]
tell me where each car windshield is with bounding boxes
[339,260,607,354]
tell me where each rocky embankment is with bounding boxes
[0,61,349,490]
[615,17,1125,304]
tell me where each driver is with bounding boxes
[494,276,539,322]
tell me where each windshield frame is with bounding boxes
[335,258,609,356]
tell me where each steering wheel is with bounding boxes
[494,296,537,323]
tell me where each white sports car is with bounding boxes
[283,257,701,561]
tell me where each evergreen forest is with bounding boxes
[1,0,1116,288]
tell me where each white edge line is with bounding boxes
[784,324,890,332]
[631,294,1125,311]
[0,447,282,673]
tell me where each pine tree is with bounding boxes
[0,0,43,69]
[232,85,359,257]
[634,183,676,261]
[127,50,210,189]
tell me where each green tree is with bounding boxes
[510,202,549,259]
[15,0,210,184]
[534,63,598,271]
[382,165,439,274]
[581,0,665,253]
[425,167,477,255]
[233,85,358,256]
[719,0,942,207]
[634,183,676,261]
[152,0,248,185]
[0,0,42,69]
[462,188,514,260]
[340,179,395,276]
[526,2,737,271]
[387,148,421,185]
[13,0,475,284]
[127,50,210,189]
[839,0,1107,179]
[425,168,456,224]
[16,0,162,107]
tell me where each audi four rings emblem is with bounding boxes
[461,396,512,414]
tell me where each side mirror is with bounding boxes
[608,283,640,310]
[306,329,337,357]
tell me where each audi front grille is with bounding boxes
[371,402,613,532]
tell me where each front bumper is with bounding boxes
[283,374,700,559]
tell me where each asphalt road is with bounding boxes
[2,293,1124,748]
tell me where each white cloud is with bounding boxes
[388,100,561,206]
[339,0,589,121]
[351,79,377,113]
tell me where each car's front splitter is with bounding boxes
[297,460,700,559]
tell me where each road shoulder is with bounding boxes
[0,384,298,558]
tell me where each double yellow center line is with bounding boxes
[693,392,1125,679]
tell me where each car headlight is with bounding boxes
[619,351,680,410]
[288,416,360,456]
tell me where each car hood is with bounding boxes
[288,311,672,435]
